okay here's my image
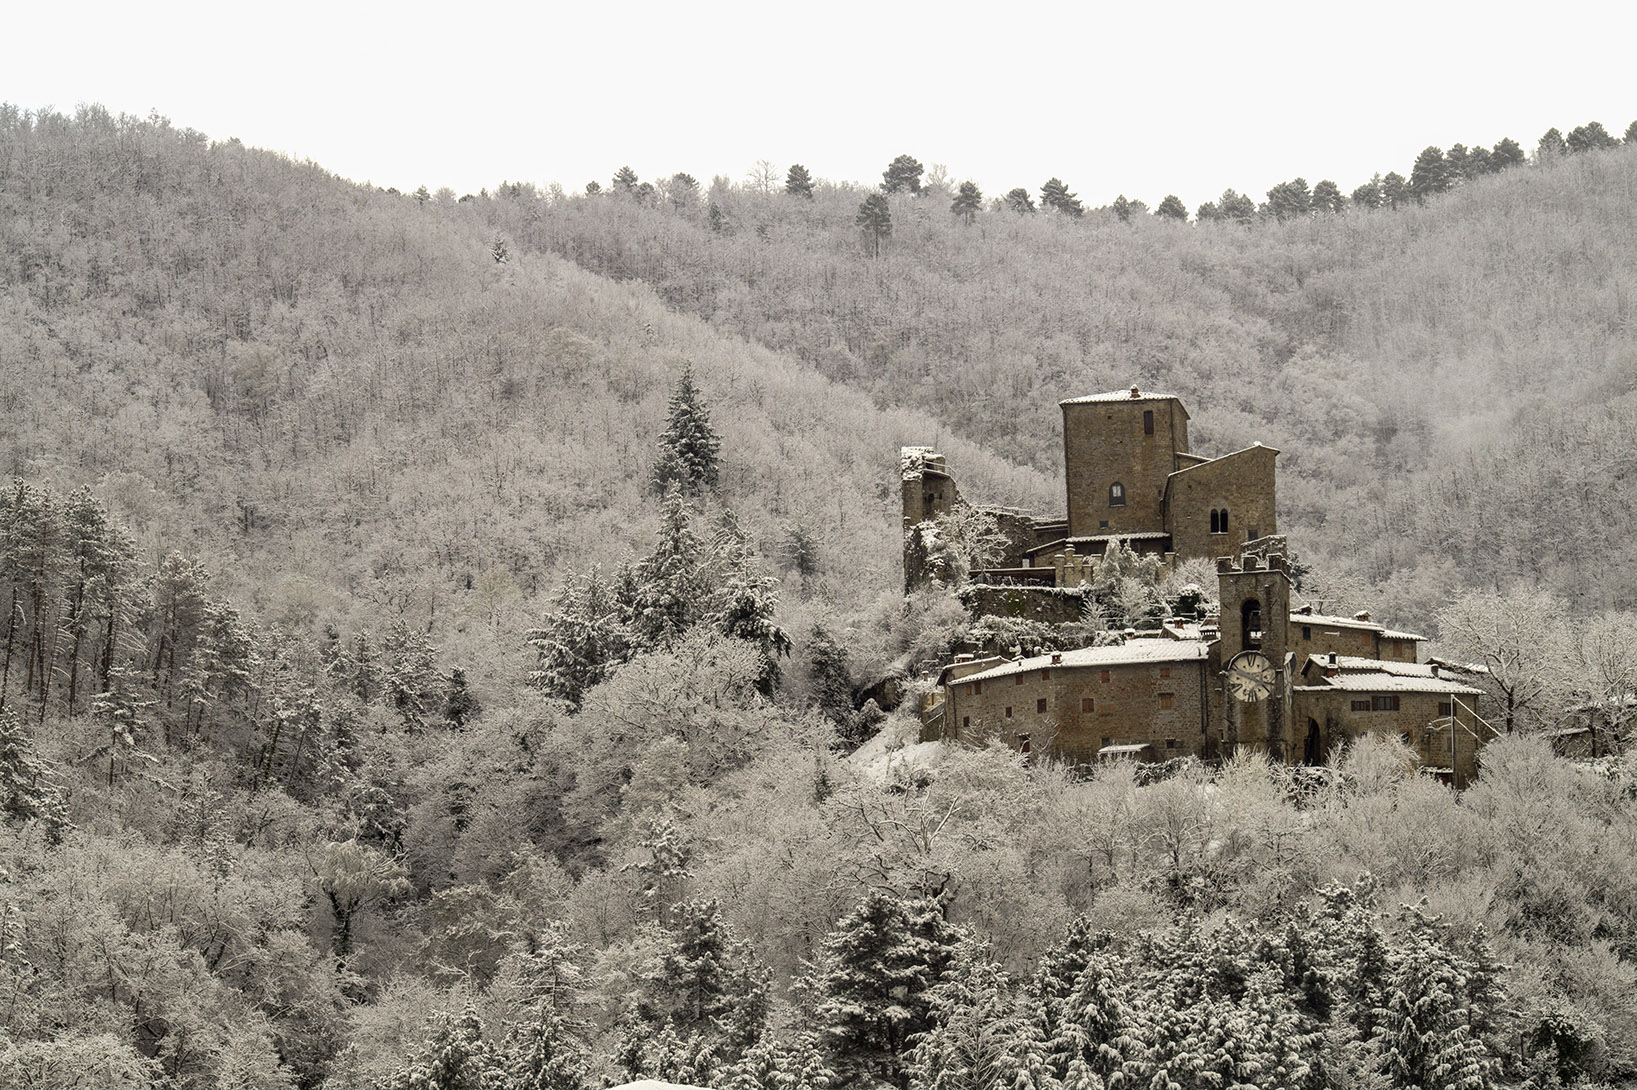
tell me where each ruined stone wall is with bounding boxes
[958,585,1086,625]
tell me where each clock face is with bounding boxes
[1227,651,1276,703]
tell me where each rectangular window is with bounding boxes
[1036,698,1047,713]
[1302,626,1312,641]
[973,681,981,695]
[1166,738,1180,749]
[1372,695,1401,712]
[1158,692,1174,709]
[1351,699,1371,712]
[1101,669,1111,683]
[1005,706,1013,718]
[1101,736,1112,748]
[962,716,970,729]
[1018,733,1032,755]
[1438,701,1453,717]
[1015,674,1025,686]
[1159,667,1171,679]
[1081,697,1095,712]
[1041,669,1050,680]
[1143,410,1155,436]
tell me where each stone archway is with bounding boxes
[1303,718,1322,766]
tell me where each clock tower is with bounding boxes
[1216,542,1293,761]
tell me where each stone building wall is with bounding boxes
[947,655,1212,769]
[1063,395,1187,539]
[1293,688,1484,785]
[1164,445,1279,564]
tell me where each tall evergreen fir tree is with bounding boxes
[811,892,960,1088]
[651,364,721,497]
[524,568,632,708]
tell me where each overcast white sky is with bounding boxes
[9,1,1635,211]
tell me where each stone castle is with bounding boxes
[905,387,1491,784]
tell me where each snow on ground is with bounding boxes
[845,712,946,782]
[609,1082,715,1090]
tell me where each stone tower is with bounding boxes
[902,447,960,591]
[1216,542,1293,761]
[1061,387,1189,539]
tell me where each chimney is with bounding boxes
[1051,653,1063,665]
[1354,610,1371,622]
[1326,652,1338,677]
[1297,605,1313,615]
[1129,385,1140,398]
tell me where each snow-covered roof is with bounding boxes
[1379,629,1426,642]
[1291,611,1384,632]
[1295,674,1483,696]
[956,640,1210,685]
[1314,656,1440,678]
[1099,743,1152,757]
[1060,389,1182,405]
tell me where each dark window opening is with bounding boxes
[1248,527,1259,541]
[1098,520,1109,530]
[1438,701,1453,717]
[1036,698,1047,713]
[962,716,970,729]
[1109,482,1125,507]
[1210,507,1229,534]
[1018,733,1032,755]
[1081,697,1094,712]
[1100,669,1111,682]
[1301,626,1312,640]
[1241,599,1263,650]
[1143,410,1154,436]
[1400,730,1413,744]
[1004,706,1013,718]
[973,681,981,694]
[1015,674,1024,686]
[1373,695,1401,712]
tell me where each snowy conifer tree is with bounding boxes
[651,364,721,497]
[525,568,632,708]
[1371,909,1495,1090]
[811,892,961,1087]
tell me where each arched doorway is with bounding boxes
[1303,718,1322,766]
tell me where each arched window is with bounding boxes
[1209,509,1220,534]
[1219,506,1228,534]
[1109,482,1125,507]
[1241,598,1262,650]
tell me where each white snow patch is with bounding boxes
[846,714,946,782]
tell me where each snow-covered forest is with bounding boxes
[2,104,1637,1088]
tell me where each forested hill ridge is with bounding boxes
[474,135,1637,623]
[6,104,1637,1090]
[0,104,1053,680]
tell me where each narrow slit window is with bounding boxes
[1143,410,1154,436]
[1109,482,1125,507]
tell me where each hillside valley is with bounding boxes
[1,104,1636,1090]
